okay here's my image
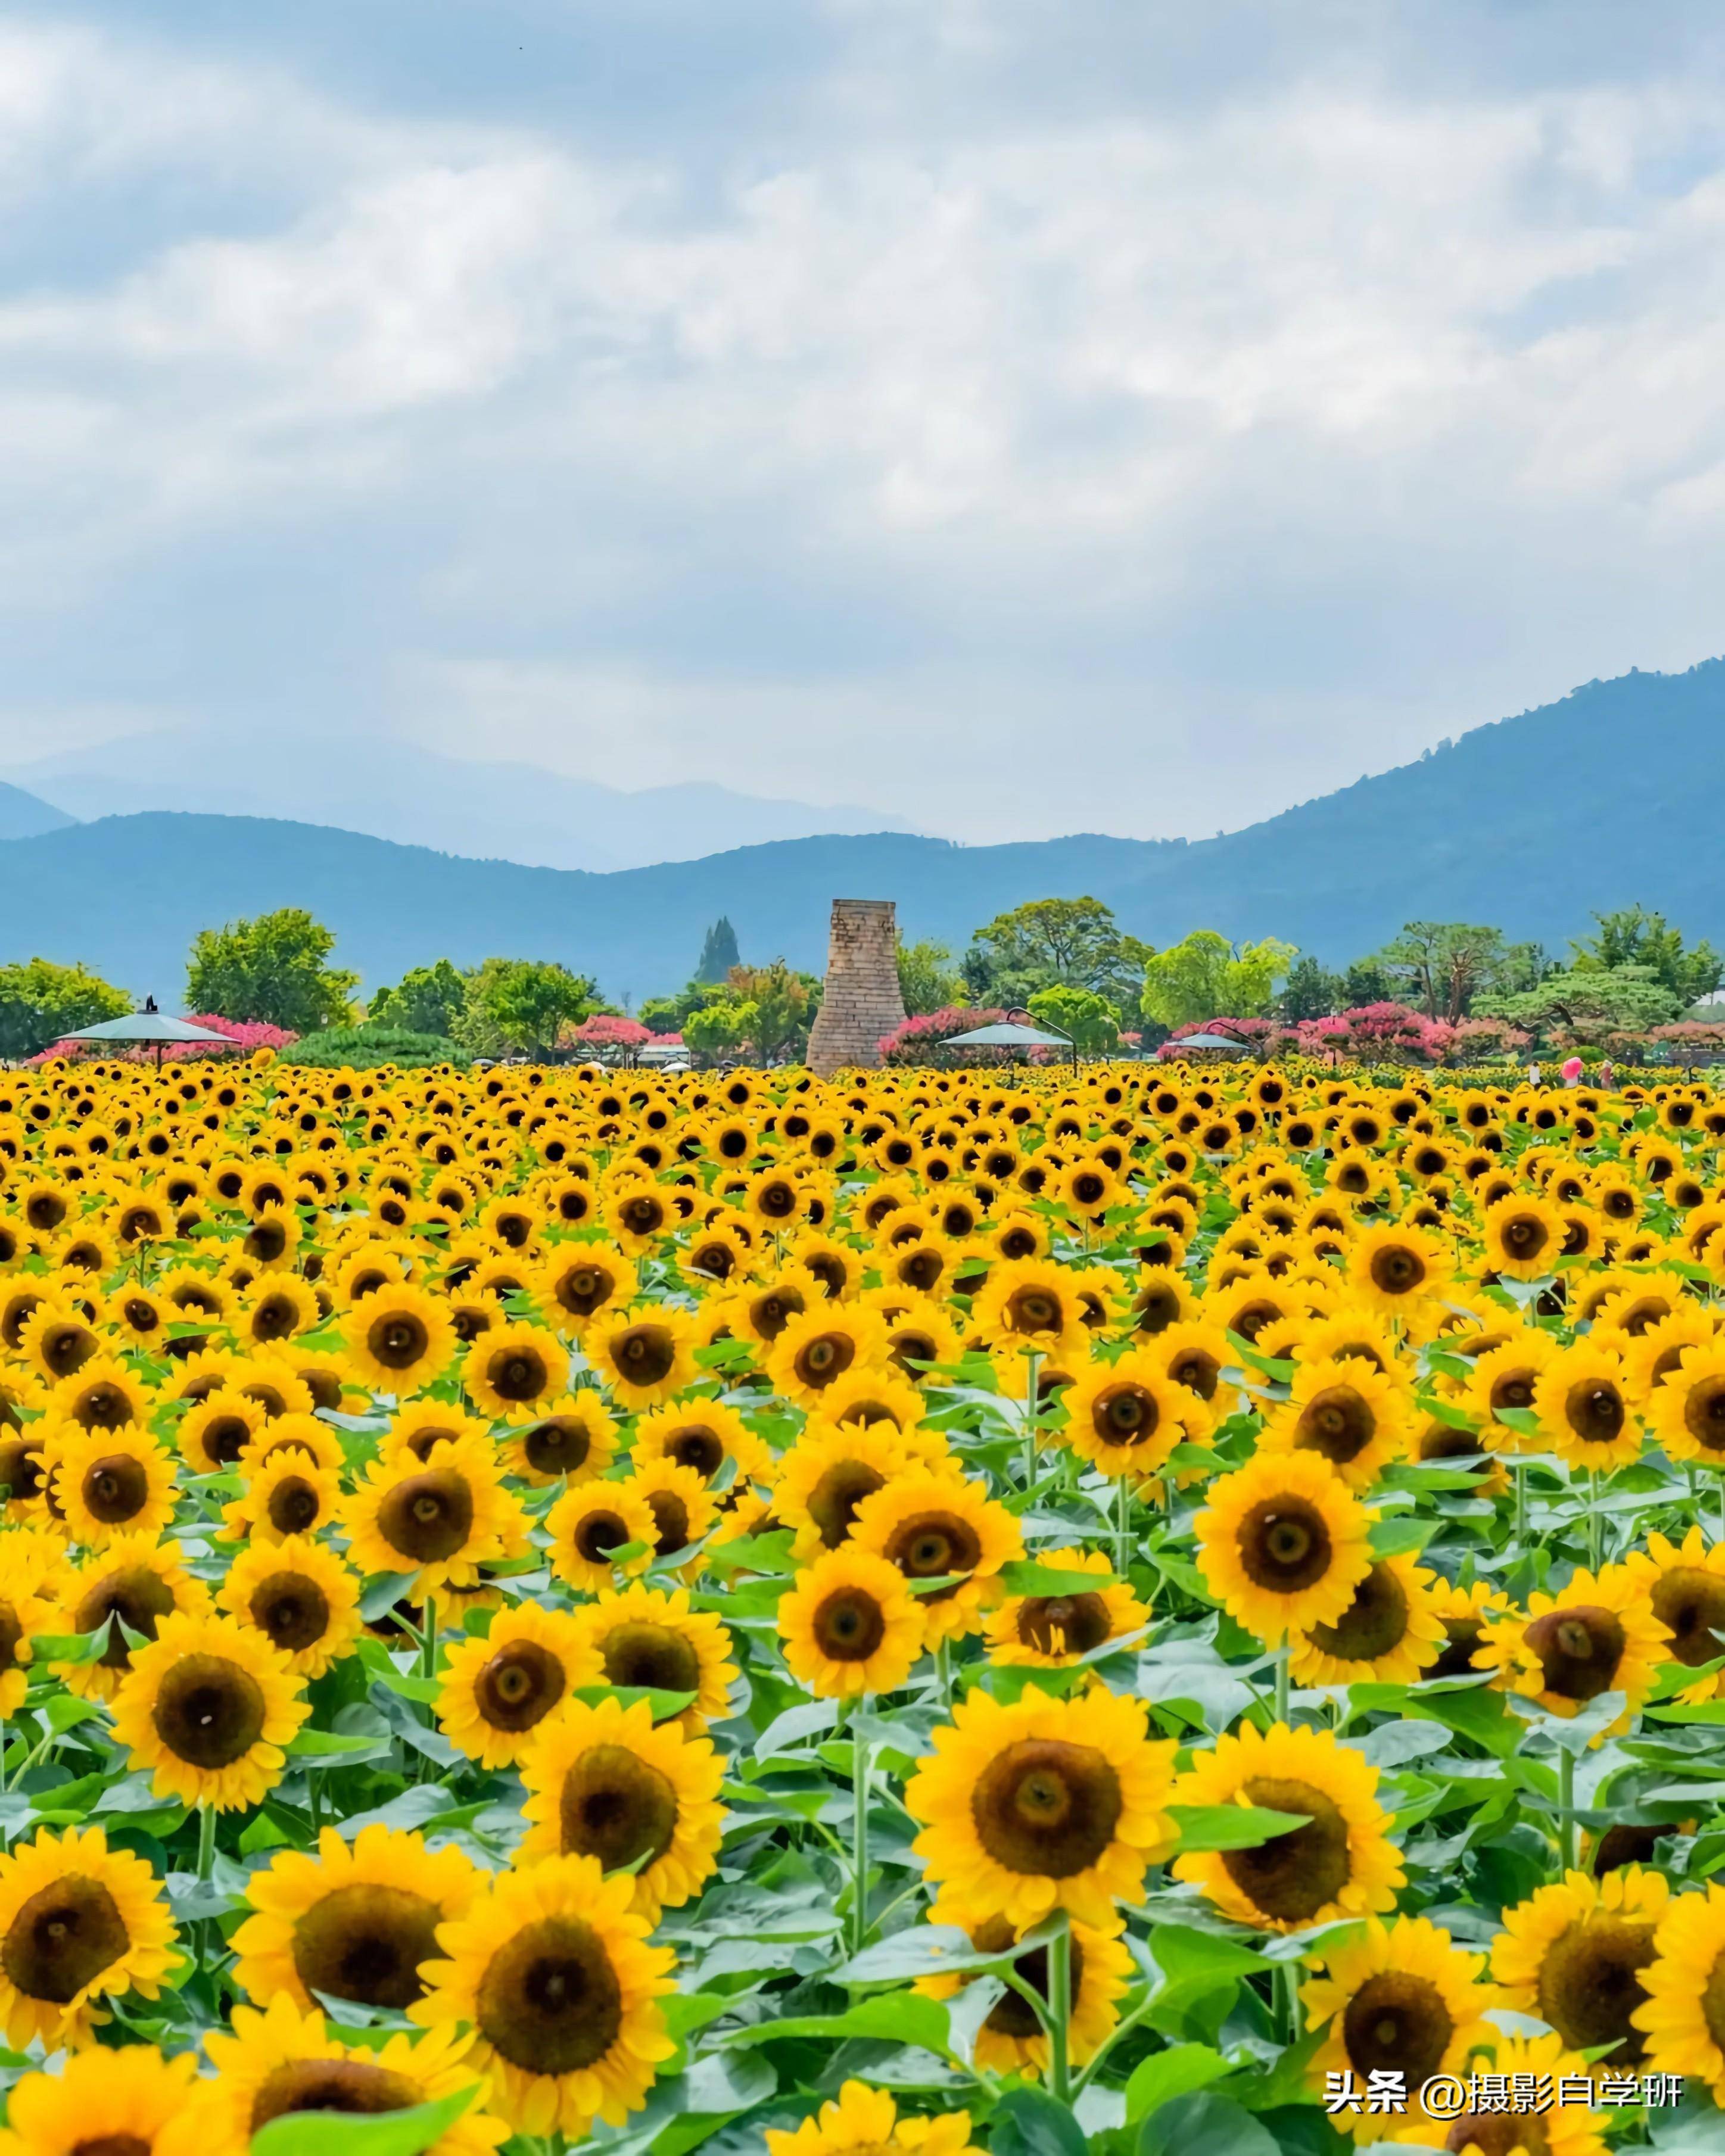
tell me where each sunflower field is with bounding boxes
[2,1055,1725,2155]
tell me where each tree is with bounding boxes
[967,898,1150,1007]
[1374,922,1545,1024]
[724,962,820,1061]
[897,939,967,1016]
[1026,984,1120,1053]
[1478,963,1682,1040]
[1570,906,1723,1007]
[684,999,755,1064]
[474,959,598,1059]
[368,958,469,1038]
[695,918,742,984]
[0,959,130,1060]
[185,908,357,1033]
[1280,955,1343,1023]
[1139,931,1297,1029]
[1343,958,1394,1007]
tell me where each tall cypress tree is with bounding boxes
[695,917,741,983]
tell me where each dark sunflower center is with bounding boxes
[1536,1914,1657,2063]
[82,1453,150,1524]
[41,1323,95,1376]
[251,1574,330,1653]
[1,1877,129,2002]
[291,1883,441,2010]
[198,1415,253,1468]
[1524,1604,1626,1702]
[598,1620,701,1697]
[1167,1349,1220,1400]
[1702,1950,1725,2058]
[883,1510,982,1601]
[985,1931,1089,2039]
[557,1266,614,1317]
[750,1289,805,1339]
[1219,1775,1346,1922]
[1490,1369,1537,1415]
[1005,1288,1062,1335]
[0,1437,44,1501]
[1445,2116,1552,2156]
[794,1333,855,1388]
[0,1603,20,1675]
[1369,1246,1425,1294]
[1683,1375,1725,1453]
[267,1475,322,1535]
[1592,1824,1664,1875]
[1018,1592,1111,1657]
[1238,1498,1334,1592]
[70,2137,153,2156]
[808,1461,886,1548]
[1651,1568,1725,1668]
[377,1469,474,1562]
[572,1509,629,1564]
[76,1566,175,1671]
[524,1417,593,1476]
[970,1737,1122,1877]
[1092,1384,1157,1445]
[1430,1616,1484,1681]
[150,1652,267,1768]
[1502,1214,1549,1260]
[479,1641,565,1732]
[558,1742,678,1873]
[251,2060,422,2127]
[475,1914,625,2074]
[73,1384,133,1432]
[1340,1970,1452,2085]
[1304,1562,1409,1665]
[644,1490,692,1554]
[252,1294,297,1341]
[1131,1282,1184,1334]
[487,1346,551,1402]
[1565,1381,1625,1445]
[664,1428,725,1479]
[1294,1385,1375,1463]
[812,1585,887,1661]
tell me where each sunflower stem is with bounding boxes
[850,1725,872,1956]
[935,1639,951,1711]
[1114,1472,1132,1579]
[421,1597,438,1685]
[1718,1469,1724,1544]
[197,1801,216,1884]
[1512,1459,1527,1546]
[1274,1960,1301,2046]
[1047,1919,1073,2105]
[1022,1351,1042,1488]
[1557,1747,1576,1875]
[1273,1644,1291,1727]
[1584,1471,1602,1574]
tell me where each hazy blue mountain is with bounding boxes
[0,784,74,842]
[7,723,916,873]
[0,662,1719,1006]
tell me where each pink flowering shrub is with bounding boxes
[879,1007,1005,1065]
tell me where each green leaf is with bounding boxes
[568,1685,696,1720]
[250,2088,475,2156]
[989,2087,1089,2156]
[1496,1406,1542,1436]
[999,1559,1123,1597]
[1125,2043,1235,2123]
[1368,1516,1436,1559]
[30,1626,111,1665]
[721,1993,950,2054]
[287,1728,393,1758]
[1168,1803,1309,1852]
[1138,2092,1280,2156]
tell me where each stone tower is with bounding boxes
[806,899,907,1076]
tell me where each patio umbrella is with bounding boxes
[1160,1031,1254,1056]
[60,998,233,1068]
[942,1016,1078,1067]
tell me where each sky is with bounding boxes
[6,1,1725,845]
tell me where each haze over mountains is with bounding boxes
[0,663,1718,1007]
[5,725,917,874]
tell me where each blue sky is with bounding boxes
[7,1,1725,843]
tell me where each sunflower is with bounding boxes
[774,1420,940,1560]
[500,1392,619,1487]
[459,1321,567,1419]
[1429,2029,1610,2156]
[518,1694,726,1921]
[110,1608,309,1810]
[851,1469,1023,1646]
[967,1258,1090,1362]
[238,1407,346,1478]
[1142,1319,1241,1428]
[219,1447,343,1547]
[437,1603,598,1769]
[916,1909,1131,2080]
[412,1854,677,2139]
[204,1993,505,2156]
[344,1433,527,1595]
[18,1301,101,1385]
[1194,1452,1374,1647]
[1533,1342,1641,1473]
[1301,1915,1497,2139]
[0,1825,178,2050]
[1493,1865,1668,2074]
[764,1304,892,1410]
[1465,1331,1562,1440]
[1623,1525,1725,1702]
[231,1822,485,2014]
[985,1546,1149,1669]
[53,1532,210,1702]
[546,1481,658,1594]
[906,1686,1175,1931]
[380,1400,496,1471]
[1257,1355,1412,1491]
[48,1423,177,1549]
[1061,1350,1205,1481]
[1427,1575,1512,1680]
[341,1282,456,1395]
[1478,1565,1669,1739]
[176,1387,267,1475]
[0,2044,205,2156]
[0,1538,62,1718]
[1631,1878,1725,2103]
[1171,1719,1404,1931]
[1345,1220,1450,1315]
[625,1457,719,1569]
[1646,1339,1725,1466]
[1288,1551,1444,1688]
[763,2081,974,2156]
[216,1534,363,1678]
[633,1398,773,1487]
[779,1546,924,1697]
[566,1583,738,1725]
[1482,1192,1565,1280]
[238,1272,322,1351]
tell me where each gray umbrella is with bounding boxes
[1162,1032,1254,1055]
[60,999,233,1066]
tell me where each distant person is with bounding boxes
[1528,1062,1541,1087]
[1561,1054,1583,1087]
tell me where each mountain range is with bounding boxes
[2,724,916,873]
[0,660,1718,1005]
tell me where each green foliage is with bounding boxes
[185,908,357,1032]
[366,958,468,1037]
[1478,961,1683,1038]
[684,998,756,1060]
[1026,983,1119,1051]
[0,958,130,1059]
[896,937,967,1016]
[469,958,598,1058]
[1571,903,1723,1005]
[1341,957,1393,1005]
[695,917,742,983]
[1278,954,1341,1022]
[281,1025,465,1070]
[1373,920,1546,1021]
[966,897,1149,1008]
[1139,931,1296,1028]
